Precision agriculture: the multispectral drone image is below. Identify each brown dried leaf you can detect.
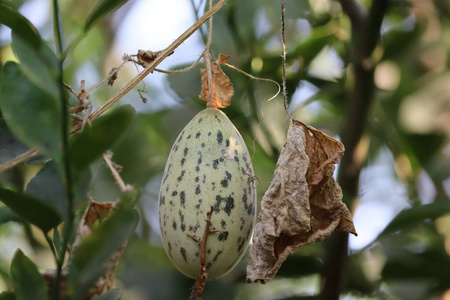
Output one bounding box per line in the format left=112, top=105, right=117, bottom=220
left=246, top=119, right=357, bottom=284
left=199, top=54, right=234, bottom=108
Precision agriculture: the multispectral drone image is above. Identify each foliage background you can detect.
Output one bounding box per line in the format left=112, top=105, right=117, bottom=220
left=0, top=0, right=450, bottom=299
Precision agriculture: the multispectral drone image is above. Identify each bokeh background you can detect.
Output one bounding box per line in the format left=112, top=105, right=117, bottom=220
left=1, top=0, right=450, bottom=299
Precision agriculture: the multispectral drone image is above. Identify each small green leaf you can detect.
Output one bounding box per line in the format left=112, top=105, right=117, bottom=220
left=0, top=62, right=62, bottom=166
left=69, top=207, right=138, bottom=300
left=84, top=0, right=129, bottom=32
left=26, top=161, right=92, bottom=219
left=10, top=250, right=48, bottom=300
left=111, top=112, right=170, bottom=186
left=0, top=3, right=41, bottom=49
left=382, top=201, right=450, bottom=235
left=0, top=119, right=29, bottom=164
left=69, top=105, right=135, bottom=172
left=0, top=292, right=17, bottom=300
left=0, top=188, right=61, bottom=232
left=12, top=31, right=60, bottom=100
left=25, top=162, right=67, bottom=219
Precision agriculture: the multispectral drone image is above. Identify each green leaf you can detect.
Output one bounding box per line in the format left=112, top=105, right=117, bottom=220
left=0, top=62, right=62, bottom=166
left=84, top=0, right=129, bottom=32
left=0, top=3, right=41, bottom=49
left=10, top=250, right=48, bottom=300
left=0, top=119, right=29, bottom=164
left=25, top=162, right=67, bottom=219
left=69, top=105, right=135, bottom=172
left=111, top=111, right=170, bottom=186
left=0, top=292, right=17, bottom=300
left=0, top=207, right=22, bottom=224
left=11, top=31, right=60, bottom=99
left=25, top=161, right=91, bottom=219
left=382, top=201, right=450, bottom=235
left=69, top=206, right=138, bottom=300
left=0, top=188, right=61, bottom=232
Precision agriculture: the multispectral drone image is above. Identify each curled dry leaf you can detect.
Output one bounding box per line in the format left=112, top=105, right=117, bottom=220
left=246, top=119, right=357, bottom=284
left=136, top=49, right=174, bottom=68
left=199, top=54, right=234, bottom=108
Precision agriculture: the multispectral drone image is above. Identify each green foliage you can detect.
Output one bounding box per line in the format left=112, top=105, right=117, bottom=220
left=84, top=0, right=130, bottom=32
left=10, top=250, right=48, bottom=300
left=0, top=188, right=61, bottom=232
left=0, top=62, right=63, bottom=167
left=69, top=105, right=135, bottom=173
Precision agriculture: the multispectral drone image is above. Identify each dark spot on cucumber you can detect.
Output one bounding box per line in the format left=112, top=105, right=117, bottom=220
left=180, top=247, right=187, bottom=262
left=213, top=159, right=219, bottom=169
left=212, top=250, right=223, bottom=262
left=221, top=179, right=228, bottom=188
left=180, top=191, right=186, bottom=207
left=216, top=131, right=223, bottom=145
left=217, top=232, right=229, bottom=241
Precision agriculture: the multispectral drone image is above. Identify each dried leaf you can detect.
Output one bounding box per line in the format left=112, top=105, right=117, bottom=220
left=107, top=67, right=118, bottom=86
left=246, top=119, right=357, bottom=284
left=199, top=54, right=234, bottom=108
left=136, top=49, right=173, bottom=68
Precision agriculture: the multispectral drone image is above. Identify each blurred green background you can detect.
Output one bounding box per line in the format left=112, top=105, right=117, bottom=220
left=1, top=0, right=450, bottom=299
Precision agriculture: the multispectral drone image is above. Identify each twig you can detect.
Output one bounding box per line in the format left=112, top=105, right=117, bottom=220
left=280, top=0, right=292, bottom=120
left=338, top=0, right=366, bottom=27
left=51, top=0, right=75, bottom=299
left=103, top=152, right=131, bottom=193
left=319, top=1, right=390, bottom=300
left=187, top=206, right=225, bottom=300
left=0, top=0, right=229, bottom=172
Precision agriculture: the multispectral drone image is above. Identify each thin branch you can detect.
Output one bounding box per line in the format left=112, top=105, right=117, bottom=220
left=187, top=206, right=225, bottom=300
left=0, top=0, right=229, bottom=172
left=51, top=1, right=75, bottom=299
left=281, top=0, right=291, bottom=119
left=338, top=0, right=366, bottom=27
left=319, top=1, right=390, bottom=299
left=103, top=152, right=131, bottom=193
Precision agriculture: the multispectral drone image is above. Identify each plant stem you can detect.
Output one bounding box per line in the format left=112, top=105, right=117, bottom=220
left=319, top=1, right=389, bottom=299
left=52, top=1, right=75, bottom=300
left=52, top=0, right=64, bottom=57
left=45, top=233, right=59, bottom=263
left=280, top=0, right=291, bottom=119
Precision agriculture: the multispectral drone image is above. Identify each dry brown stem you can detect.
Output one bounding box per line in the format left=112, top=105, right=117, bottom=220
left=187, top=206, right=225, bottom=300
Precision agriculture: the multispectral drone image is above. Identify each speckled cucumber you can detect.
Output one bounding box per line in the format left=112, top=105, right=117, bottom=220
left=159, top=108, right=257, bottom=279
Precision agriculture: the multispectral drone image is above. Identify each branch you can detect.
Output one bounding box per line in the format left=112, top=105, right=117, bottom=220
left=320, top=1, right=390, bottom=300
left=338, top=0, right=366, bottom=28
left=0, top=0, right=229, bottom=172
